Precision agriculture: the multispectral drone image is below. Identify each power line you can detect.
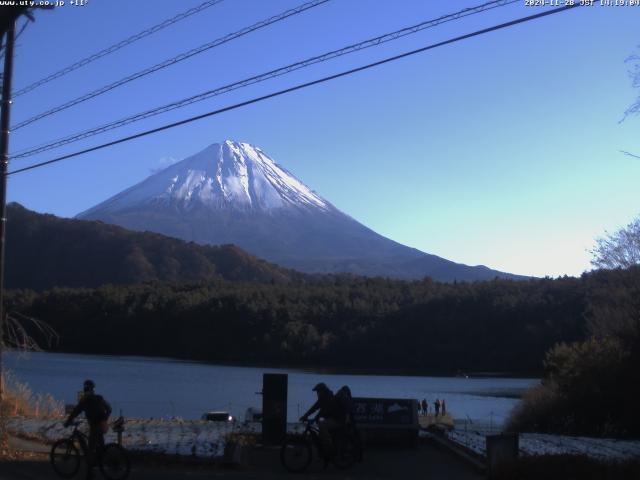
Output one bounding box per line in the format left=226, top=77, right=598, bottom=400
left=12, top=0, right=519, bottom=159
left=14, top=19, right=30, bottom=41
left=11, top=0, right=330, bottom=131
left=11, top=0, right=225, bottom=98
left=6, top=3, right=580, bottom=177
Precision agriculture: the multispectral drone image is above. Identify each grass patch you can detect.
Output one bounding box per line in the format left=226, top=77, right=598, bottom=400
left=1, top=371, right=63, bottom=418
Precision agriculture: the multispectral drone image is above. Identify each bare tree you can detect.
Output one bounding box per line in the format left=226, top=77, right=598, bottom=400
left=3, top=312, right=58, bottom=352
left=623, top=45, right=640, bottom=121
left=591, top=216, right=640, bottom=270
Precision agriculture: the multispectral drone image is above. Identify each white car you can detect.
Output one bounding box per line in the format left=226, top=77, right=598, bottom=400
left=201, top=411, right=234, bottom=422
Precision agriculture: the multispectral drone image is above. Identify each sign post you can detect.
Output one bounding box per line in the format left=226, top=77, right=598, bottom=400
left=262, top=373, right=288, bottom=444
left=486, top=433, right=519, bottom=477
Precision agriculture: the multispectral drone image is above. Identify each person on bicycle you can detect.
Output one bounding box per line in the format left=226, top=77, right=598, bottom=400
left=64, top=379, right=112, bottom=479
left=299, top=383, right=344, bottom=462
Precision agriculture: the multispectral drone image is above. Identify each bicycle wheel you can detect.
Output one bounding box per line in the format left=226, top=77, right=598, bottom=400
left=99, top=443, right=131, bottom=480
left=280, top=436, right=313, bottom=473
left=50, top=439, right=81, bottom=478
left=332, top=435, right=357, bottom=470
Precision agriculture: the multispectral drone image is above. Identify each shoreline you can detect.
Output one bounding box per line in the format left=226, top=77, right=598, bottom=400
left=3, top=349, right=542, bottom=380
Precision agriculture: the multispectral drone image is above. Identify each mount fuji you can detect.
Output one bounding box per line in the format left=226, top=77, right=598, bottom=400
left=78, top=140, right=522, bottom=281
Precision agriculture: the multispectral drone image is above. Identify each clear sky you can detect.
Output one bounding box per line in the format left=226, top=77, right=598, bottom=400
left=4, top=0, right=639, bottom=278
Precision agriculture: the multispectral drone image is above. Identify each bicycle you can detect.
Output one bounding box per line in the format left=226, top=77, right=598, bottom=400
left=50, top=421, right=130, bottom=480
left=280, top=417, right=360, bottom=473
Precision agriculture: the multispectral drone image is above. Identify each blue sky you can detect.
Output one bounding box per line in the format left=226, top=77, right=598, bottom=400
left=5, top=0, right=639, bottom=277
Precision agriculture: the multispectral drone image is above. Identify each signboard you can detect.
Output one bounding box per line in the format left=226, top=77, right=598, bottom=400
left=262, top=373, right=288, bottom=444
left=352, top=397, right=417, bottom=426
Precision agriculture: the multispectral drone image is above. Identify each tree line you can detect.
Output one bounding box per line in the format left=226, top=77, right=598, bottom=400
left=6, top=271, right=608, bottom=375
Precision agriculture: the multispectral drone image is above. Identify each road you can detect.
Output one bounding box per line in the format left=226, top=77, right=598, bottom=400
left=1, top=436, right=483, bottom=480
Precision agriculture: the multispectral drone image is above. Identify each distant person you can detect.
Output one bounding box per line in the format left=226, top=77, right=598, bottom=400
left=441, top=399, right=446, bottom=415
left=65, top=379, right=112, bottom=480
left=300, top=383, right=344, bottom=464
left=421, top=399, right=428, bottom=415
left=434, top=398, right=441, bottom=417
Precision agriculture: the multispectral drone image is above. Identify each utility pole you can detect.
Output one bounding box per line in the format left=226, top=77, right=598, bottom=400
left=0, top=13, right=16, bottom=449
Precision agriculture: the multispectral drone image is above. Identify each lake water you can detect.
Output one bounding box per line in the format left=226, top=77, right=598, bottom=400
left=4, top=351, right=537, bottom=427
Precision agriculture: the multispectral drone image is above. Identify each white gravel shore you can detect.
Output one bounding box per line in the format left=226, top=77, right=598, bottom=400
left=7, top=416, right=262, bottom=459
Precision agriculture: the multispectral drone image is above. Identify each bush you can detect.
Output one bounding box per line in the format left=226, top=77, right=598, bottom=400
left=505, top=383, right=561, bottom=434
left=507, top=335, right=638, bottom=436
left=508, top=331, right=640, bottom=437
left=1, top=371, right=63, bottom=418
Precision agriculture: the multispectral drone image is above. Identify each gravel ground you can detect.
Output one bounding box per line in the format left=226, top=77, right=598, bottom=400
left=447, top=427, right=640, bottom=461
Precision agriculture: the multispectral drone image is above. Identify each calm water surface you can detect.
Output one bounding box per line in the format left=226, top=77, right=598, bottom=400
left=4, top=351, right=537, bottom=426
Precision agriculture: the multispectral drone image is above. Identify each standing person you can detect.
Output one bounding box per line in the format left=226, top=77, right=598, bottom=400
left=421, top=399, right=427, bottom=415
left=441, top=398, right=446, bottom=416
left=64, top=379, right=112, bottom=480
left=434, top=398, right=441, bottom=417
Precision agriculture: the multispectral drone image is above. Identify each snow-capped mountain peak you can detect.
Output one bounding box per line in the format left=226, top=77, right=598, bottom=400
left=77, top=140, right=523, bottom=282
left=81, top=140, right=330, bottom=215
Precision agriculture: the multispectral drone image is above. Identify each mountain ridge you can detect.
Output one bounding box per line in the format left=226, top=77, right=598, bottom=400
left=77, top=140, right=527, bottom=282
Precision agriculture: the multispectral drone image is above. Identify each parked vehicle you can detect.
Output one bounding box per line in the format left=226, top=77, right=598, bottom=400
left=201, top=411, right=234, bottom=422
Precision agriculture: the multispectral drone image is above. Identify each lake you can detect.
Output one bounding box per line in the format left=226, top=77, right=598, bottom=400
left=3, top=351, right=537, bottom=427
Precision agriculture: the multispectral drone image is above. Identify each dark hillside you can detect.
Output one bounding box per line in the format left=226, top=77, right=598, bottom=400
left=6, top=203, right=299, bottom=290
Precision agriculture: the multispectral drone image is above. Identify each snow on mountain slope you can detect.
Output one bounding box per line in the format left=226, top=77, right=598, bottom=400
left=79, top=141, right=329, bottom=217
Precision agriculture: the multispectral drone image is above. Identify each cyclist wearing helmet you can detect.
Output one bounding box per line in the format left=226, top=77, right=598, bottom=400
left=299, top=383, right=344, bottom=462
left=65, top=380, right=112, bottom=479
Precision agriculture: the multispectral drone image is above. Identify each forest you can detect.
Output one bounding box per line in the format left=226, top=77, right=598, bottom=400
left=6, top=270, right=618, bottom=375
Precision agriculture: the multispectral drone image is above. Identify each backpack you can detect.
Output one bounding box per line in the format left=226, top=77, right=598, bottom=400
left=92, top=394, right=112, bottom=422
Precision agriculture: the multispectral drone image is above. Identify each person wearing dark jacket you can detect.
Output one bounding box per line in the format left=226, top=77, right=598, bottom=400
left=300, top=383, right=343, bottom=463
left=65, top=379, right=112, bottom=479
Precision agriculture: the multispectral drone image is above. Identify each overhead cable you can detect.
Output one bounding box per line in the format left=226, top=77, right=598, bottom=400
left=12, top=0, right=225, bottom=98
left=11, top=0, right=330, bottom=130
left=7, top=4, right=580, bottom=177
left=12, top=0, right=518, bottom=159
